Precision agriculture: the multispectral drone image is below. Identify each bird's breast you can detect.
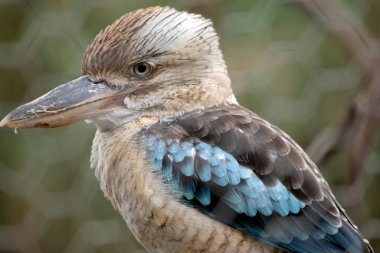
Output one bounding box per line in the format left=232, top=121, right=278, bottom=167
left=90, top=118, right=277, bottom=253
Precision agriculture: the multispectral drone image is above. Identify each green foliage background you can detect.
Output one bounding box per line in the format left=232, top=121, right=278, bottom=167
left=0, top=0, right=379, bottom=252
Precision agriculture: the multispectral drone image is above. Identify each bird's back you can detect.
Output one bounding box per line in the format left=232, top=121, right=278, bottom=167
left=140, top=104, right=373, bottom=253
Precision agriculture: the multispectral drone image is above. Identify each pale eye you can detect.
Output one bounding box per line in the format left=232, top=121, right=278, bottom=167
left=133, top=62, right=152, bottom=76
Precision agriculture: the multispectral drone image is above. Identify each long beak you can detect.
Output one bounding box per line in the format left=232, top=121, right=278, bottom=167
left=0, top=76, right=125, bottom=128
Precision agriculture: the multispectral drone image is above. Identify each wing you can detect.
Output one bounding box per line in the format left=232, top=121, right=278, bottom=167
left=143, top=104, right=372, bottom=253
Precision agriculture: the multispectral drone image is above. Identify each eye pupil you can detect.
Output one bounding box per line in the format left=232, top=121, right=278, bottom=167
left=134, top=62, right=151, bottom=76
left=137, top=64, right=147, bottom=73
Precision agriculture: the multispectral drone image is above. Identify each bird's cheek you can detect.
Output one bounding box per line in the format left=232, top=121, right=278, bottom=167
left=123, top=94, right=161, bottom=110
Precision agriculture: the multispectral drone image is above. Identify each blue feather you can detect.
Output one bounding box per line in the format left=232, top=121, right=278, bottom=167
left=237, top=180, right=258, bottom=198
left=222, top=186, right=246, bottom=213
left=226, top=154, right=240, bottom=175
left=163, top=154, right=173, bottom=181
left=288, top=193, right=305, bottom=213
left=257, top=203, right=273, bottom=216
left=245, top=175, right=267, bottom=193
left=146, top=135, right=156, bottom=149
left=245, top=197, right=258, bottom=216
left=310, top=225, right=326, bottom=240
left=195, top=142, right=213, bottom=157
left=179, top=156, right=195, bottom=176
left=309, top=200, right=342, bottom=227
left=209, top=155, right=219, bottom=166
left=211, top=164, right=227, bottom=178
left=210, top=152, right=227, bottom=177
left=304, top=207, right=339, bottom=235
left=272, top=199, right=290, bottom=216
left=227, top=170, right=241, bottom=185
left=181, top=178, right=195, bottom=200
left=279, top=216, right=309, bottom=241
left=195, top=156, right=211, bottom=181
left=212, top=175, right=229, bottom=186
left=268, top=182, right=289, bottom=201
left=155, top=139, right=166, bottom=160
left=173, top=150, right=186, bottom=163
left=147, top=149, right=156, bottom=161
left=264, top=217, right=292, bottom=243
left=195, top=186, right=211, bottom=206
left=239, top=167, right=252, bottom=179
left=153, top=159, right=162, bottom=172
left=168, top=143, right=179, bottom=154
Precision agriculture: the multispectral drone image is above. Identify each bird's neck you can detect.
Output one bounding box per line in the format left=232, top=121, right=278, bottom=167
left=90, top=92, right=239, bottom=132
left=91, top=117, right=198, bottom=252
left=90, top=116, right=159, bottom=200
left=90, top=116, right=169, bottom=250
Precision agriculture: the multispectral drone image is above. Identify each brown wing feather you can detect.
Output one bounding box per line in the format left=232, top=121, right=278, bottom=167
left=174, top=104, right=338, bottom=215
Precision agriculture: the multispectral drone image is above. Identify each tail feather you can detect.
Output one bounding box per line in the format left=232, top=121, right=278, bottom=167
left=281, top=219, right=372, bottom=253
left=239, top=215, right=372, bottom=253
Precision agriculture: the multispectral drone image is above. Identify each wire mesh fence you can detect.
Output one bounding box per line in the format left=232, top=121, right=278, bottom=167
left=0, top=0, right=379, bottom=252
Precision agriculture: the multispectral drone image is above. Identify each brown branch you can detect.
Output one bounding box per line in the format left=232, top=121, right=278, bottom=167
left=297, top=0, right=380, bottom=221
left=297, top=0, right=380, bottom=170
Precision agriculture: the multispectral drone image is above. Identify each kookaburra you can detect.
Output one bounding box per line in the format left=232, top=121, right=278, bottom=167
left=0, top=6, right=373, bottom=253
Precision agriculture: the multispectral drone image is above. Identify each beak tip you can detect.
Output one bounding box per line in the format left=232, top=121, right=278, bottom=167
left=0, top=112, right=15, bottom=128
left=0, top=115, right=10, bottom=128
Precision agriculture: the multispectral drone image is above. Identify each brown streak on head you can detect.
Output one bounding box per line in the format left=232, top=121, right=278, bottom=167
left=81, top=7, right=163, bottom=78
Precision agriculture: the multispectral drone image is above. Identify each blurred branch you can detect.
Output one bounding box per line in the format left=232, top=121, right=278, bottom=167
left=298, top=0, right=380, bottom=216
left=298, top=0, right=380, bottom=170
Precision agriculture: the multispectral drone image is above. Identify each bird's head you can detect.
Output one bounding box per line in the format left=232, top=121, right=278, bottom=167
left=0, top=7, right=235, bottom=131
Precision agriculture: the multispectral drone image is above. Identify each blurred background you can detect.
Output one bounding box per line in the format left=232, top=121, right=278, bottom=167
left=0, top=0, right=379, bottom=252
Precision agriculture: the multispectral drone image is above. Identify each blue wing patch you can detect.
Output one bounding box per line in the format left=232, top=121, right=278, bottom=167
left=146, top=135, right=305, bottom=218
left=145, top=134, right=367, bottom=253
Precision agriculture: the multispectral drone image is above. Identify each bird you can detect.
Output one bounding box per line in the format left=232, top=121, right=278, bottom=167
left=0, top=6, right=374, bottom=253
